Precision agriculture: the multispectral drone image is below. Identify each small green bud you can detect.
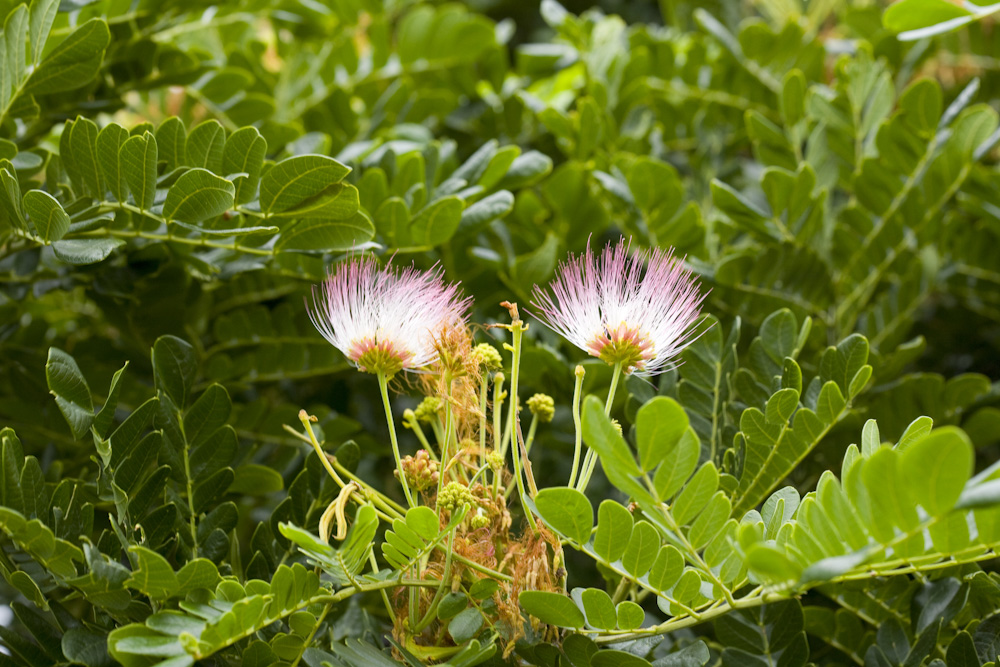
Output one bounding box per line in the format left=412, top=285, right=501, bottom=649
left=574, top=365, right=586, bottom=379
left=611, top=418, right=622, bottom=435
left=414, top=396, right=443, bottom=423
left=486, top=450, right=505, bottom=470
left=470, top=508, right=490, bottom=530
left=527, top=393, right=555, bottom=423
left=473, top=343, right=503, bottom=371
left=437, top=481, right=478, bottom=512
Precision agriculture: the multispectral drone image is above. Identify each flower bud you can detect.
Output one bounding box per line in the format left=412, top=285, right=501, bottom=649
left=437, top=481, right=478, bottom=512
left=397, top=450, right=439, bottom=491
left=470, top=508, right=491, bottom=530
left=527, top=393, right=555, bottom=422
left=472, top=343, right=503, bottom=371
left=486, top=450, right=505, bottom=470
left=414, top=396, right=443, bottom=423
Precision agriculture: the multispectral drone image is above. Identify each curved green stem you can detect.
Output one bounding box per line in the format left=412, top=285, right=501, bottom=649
left=368, top=551, right=394, bottom=619
left=414, top=528, right=456, bottom=633
left=378, top=373, right=416, bottom=508
left=331, top=458, right=407, bottom=517
left=577, top=361, right=624, bottom=492
left=491, top=373, right=506, bottom=495
left=478, top=373, right=489, bottom=469
left=406, top=414, right=436, bottom=460
left=178, top=412, right=199, bottom=558
left=299, top=412, right=348, bottom=488
left=289, top=417, right=409, bottom=519
left=506, top=321, right=538, bottom=533
left=567, top=366, right=586, bottom=488
left=525, top=415, right=539, bottom=457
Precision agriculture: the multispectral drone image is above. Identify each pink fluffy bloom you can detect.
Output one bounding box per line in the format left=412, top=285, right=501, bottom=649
left=308, top=257, right=470, bottom=376
left=530, top=240, right=707, bottom=376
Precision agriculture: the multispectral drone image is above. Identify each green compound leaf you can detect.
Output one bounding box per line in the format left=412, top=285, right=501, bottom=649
left=534, top=486, right=593, bottom=545
left=636, top=396, right=689, bottom=472
left=593, top=499, right=633, bottom=563
left=579, top=588, right=616, bottom=631
left=260, top=154, right=351, bottom=216
left=24, top=18, right=110, bottom=95
left=45, top=347, right=93, bottom=439
left=120, top=132, right=157, bottom=212
left=519, top=591, right=584, bottom=629
left=900, top=426, right=973, bottom=516
left=23, top=190, right=69, bottom=242
left=162, top=168, right=235, bottom=223
left=152, top=335, right=197, bottom=409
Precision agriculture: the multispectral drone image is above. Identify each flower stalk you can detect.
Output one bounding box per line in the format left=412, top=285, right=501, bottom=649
left=378, top=372, right=416, bottom=508
left=577, top=360, right=623, bottom=493
left=501, top=302, right=538, bottom=532
left=567, top=364, right=586, bottom=488
left=491, top=372, right=506, bottom=495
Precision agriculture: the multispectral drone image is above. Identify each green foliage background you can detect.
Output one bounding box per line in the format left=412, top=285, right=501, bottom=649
left=2, top=0, right=1000, bottom=665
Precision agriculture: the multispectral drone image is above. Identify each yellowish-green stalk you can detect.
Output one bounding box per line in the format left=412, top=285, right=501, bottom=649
left=525, top=414, right=539, bottom=457
left=505, top=319, right=538, bottom=533
left=414, top=528, right=456, bottom=633
left=478, top=373, right=489, bottom=469
left=491, top=373, right=505, bottom=495
left=377, top=373, right=416, bottom=508
left=298, top=411, right=348, bottom=488
left=437, top=371, right=454, bottom=500
left=405, top=412, right=437, bottom=460
left=567, top=365, right=586, bottom=488
left=576, top=361, right=624, bottom=493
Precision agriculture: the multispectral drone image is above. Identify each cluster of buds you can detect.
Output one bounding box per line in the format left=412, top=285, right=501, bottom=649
left=472, top=343, right=503, bottom=371
left=526, top=393, right=555, bottom=422
left=470, top=507, right=491, bottom=530
left=486, top=450, right=505, bottom=471
left=413, top=396, right=443, bottom=423
left=437, top=481, right=479, bottom=512
left=395, top=450, right=439, bottom=492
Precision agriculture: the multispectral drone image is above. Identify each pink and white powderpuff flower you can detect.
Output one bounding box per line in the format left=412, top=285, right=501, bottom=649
left=308, top=257, right=471, bottom=377
left=530, top=240, right=707, bottom=376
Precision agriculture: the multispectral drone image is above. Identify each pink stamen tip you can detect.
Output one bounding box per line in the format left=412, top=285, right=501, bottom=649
left=307, top=255, right=471, bottom=375
left=530, top=238, right=707, bottom=377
